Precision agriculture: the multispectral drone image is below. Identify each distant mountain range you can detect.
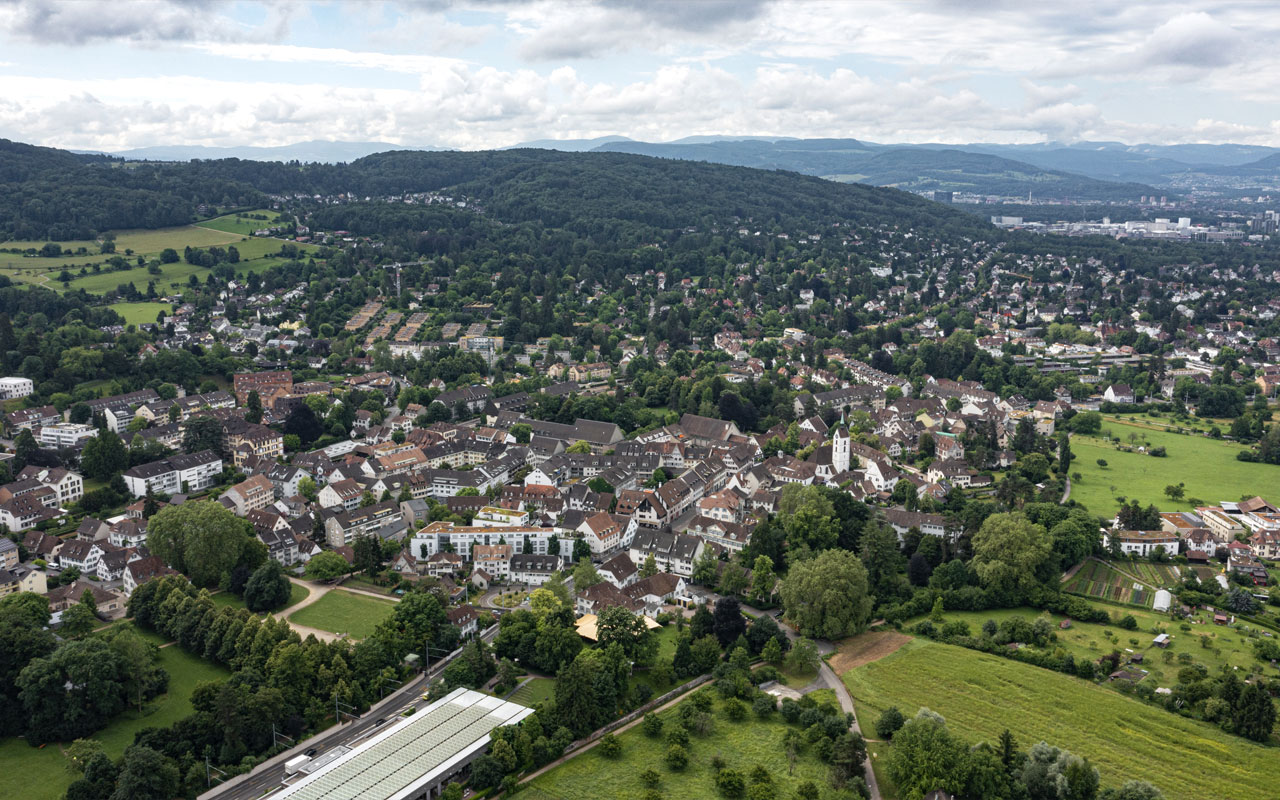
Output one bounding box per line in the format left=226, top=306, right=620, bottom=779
left=72, top=140, right=448, bottom=163
left=71, top=135, right=1280, bottom=200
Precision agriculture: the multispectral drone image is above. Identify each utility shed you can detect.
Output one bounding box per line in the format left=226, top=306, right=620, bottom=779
left=275, top=688, right=532, bottom=800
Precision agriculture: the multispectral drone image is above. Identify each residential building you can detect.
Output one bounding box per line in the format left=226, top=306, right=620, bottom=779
left=122, top=450, right=222, bottom=497
left=222, top=474, right=275, bottom=516
left=324, top=500, right=405, bottom=547
left=473, top=543, right=513, bottom=579
left=0, top=377, right=34, bottom=399
left=1103, top=529, right=1181, bottom=557
left=37, top=422, right=98, bottom=449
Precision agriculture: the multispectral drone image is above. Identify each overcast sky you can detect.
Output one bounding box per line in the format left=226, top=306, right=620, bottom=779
left=1, top=0, right=1277, bottom=151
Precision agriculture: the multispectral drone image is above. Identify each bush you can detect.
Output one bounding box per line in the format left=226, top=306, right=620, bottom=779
left=598, top=733, right=621, bottom=758
left=1118, top=615, right=1138, bottom=630
left=1149, top=446, right=1167, bottom=457
left=753, top=694, right=776, bottom=717
left=716, top=768, right=746, bottom=797
left=724, top=698, right=748, bottom=721
left=642, top=712, right=664, bottom=737
left=640, top=768, right=661, bottom=788
left=664, top=744, right=688, bottom=771
left=875, top=706, right=905, bottom=740
left=666, top=727, right=690, bottom=748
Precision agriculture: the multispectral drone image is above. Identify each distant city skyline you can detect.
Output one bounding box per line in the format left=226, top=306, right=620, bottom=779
left=2, top=1, right=1278, bottom=151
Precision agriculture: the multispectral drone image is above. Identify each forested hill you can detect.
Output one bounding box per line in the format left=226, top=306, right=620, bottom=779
left=0, top=138, right=265, bottom=240
left=594, top=138, right=1161, bottom=201
left=0, top=142, right=995, bottom=243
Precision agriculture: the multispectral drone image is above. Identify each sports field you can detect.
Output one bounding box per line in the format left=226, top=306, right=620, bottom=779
left=288, top=590, right=395, bottom=639
left=842, top=637, right=1276, bottom=800
left=1069, top=418, right=1280, bottom=514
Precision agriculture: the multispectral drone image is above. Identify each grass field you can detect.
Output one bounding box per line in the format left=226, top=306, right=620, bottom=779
left=0, top=223, right=317, bottom=295
left=0, top=624, right=229, bottom=800
left=1069, top=418, right=1280, bottom=515
left=1062, top=559, right=1159, bottom=607
left=108, top=301, right=172, bottom=325
left=195, top=210, right=281, bottom=236
left=509, top=677, right=556, bottom=708
left=842, top=637, right=1276, bottom=800
left=210, top=582, right=310, bottom=613
left=523, top=692, right=834, bottom=800
left=288, top=589, right=395, bottom=639
left=907, top=605, right=1277, bottom=685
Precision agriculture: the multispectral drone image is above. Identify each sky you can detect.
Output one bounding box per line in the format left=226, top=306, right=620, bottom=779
left=1, top=0, right=1278, bottom=152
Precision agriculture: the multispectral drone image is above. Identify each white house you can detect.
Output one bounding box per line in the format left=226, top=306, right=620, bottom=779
left=1103, top=529, right=1181, bottom=557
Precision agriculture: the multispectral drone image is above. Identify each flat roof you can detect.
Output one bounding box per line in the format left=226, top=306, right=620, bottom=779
left=275, top=688, right=531, bottom=800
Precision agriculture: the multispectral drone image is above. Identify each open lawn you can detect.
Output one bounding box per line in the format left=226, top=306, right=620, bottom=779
left=288, top=589, right=395, bottom=639
left=108, top=301, right=172, bottom=325
left=1068, top=418, right=1280, bottom=515
left=842, top=637, right=1277, bottom=800
left=509, top=677, right=556, bottom=708
left=195, top=210, right=281, bottom=235
left=1062, top=559, right=1159, bottom=607
left=523, top=692, right=835, bottom=800
left=906, top=605, right=1279, bottom=685
left=210, top=582, right=310, bottom=613
left=0, top=624, right=229, bottom=800
left=0, top=223, right=318, bottom=295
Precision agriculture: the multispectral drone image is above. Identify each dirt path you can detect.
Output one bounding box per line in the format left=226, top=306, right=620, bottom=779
left=819, top=660, right=882, bottom=800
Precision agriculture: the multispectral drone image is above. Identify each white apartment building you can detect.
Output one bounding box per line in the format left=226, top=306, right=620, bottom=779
left=0, top=377, right=34, bottom=400
left=38, top=423, right=98, bottom=449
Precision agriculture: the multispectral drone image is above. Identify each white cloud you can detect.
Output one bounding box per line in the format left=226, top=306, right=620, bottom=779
left=1, top=0, right=1279, bottom=148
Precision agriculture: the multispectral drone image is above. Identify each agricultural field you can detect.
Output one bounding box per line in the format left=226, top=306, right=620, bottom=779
left=523, top=691, right=836, bottom=800
left=287, top=589, right=395, bottom=639
left=107, top=301, right=172, bottom=325
left=195, top=210, right=282, bottom=235
left=842, top=637, right=1276, bottom=800
left=0, top=624, right=229, bottom=800
left=1062, top=559, right=1158, bottom=607
left=1068, top=418, right=1280, bottom=515
left=1126, top=561, right=1183, bottom=587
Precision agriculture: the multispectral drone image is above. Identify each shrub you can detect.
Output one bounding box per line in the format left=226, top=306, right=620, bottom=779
left=724, top=698, right=748, bottom=721
left=642, top=713, right=664, bottom=737
left=664, top=745, right=688, bottom=771
left=640, top=768, right=661, bottom=788
left=666, top=727, right=690, bottom=747
left=598, top=734, right=621, bottom=758
left=1118, top=615, right=1138, bottom=630
left=753, top=694, right=776, bottom=717
left=711, top=754, right=727, bottom=772
left=716, top=768, right=746, bottom=797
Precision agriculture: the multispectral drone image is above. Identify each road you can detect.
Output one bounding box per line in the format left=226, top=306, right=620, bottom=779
left=200, top=624, right=499, bottom=800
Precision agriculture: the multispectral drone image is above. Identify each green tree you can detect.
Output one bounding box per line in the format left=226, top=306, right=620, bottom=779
left=18, top=638, right=127, bottom=745
left=750, top=555, right=776, bottom=601
left=885, top=710, right=968, bottom=800
left=298, top=476, right=318, bottom=502
left=245, top=390, right=263, bottom=424
left=64, top=738, right=106, bottom=776
left=971, top=512, right=1052, bottom=598
left=306, top=551, right=350, bottom=581
left=640, top=553, right=659, bottom=578
left=244, top=560, right=291, bottom=612
left=147, top=501, right=250, bottom=587
left=60, top=603, right=98, bottom=639
left=779, top=549, right=873, bottom=639
left=182, top=415, right=224, bottom=457
left=109, top=745, right=179, bottom=800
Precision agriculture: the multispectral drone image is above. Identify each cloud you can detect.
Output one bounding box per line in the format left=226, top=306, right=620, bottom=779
left=0, top=0, right=287, bottom=44
left=1134, top=12, right=1245, bottom=70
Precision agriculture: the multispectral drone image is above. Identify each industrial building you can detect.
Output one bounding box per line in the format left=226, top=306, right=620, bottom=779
left=273, top=688, right=532, bottom=800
